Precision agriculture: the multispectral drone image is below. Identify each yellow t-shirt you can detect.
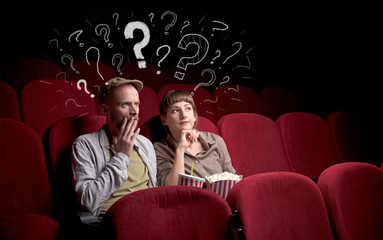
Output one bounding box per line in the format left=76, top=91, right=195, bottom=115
left=99, top=147, right=149, bottom=219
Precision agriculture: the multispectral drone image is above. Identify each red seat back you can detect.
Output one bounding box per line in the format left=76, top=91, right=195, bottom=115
left=21, top=79, right=98, bottom=139
left=276, top=112, right=340, bottom=179
left=226, top=172, right=334, bottom=240
left=317, top=162, right=383, bottom=240
left=217, top=113, right=290, bottom=177
left=0, top=80, right=21, bottom=121
left=102, top=186, right=235, bottom=240
left=212, top=85, right=263, bottom=119
left=0, top=119, right=53, bottom=217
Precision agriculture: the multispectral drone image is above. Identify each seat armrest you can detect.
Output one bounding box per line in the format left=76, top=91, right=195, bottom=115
left=73, top=211, right=101, bottom=227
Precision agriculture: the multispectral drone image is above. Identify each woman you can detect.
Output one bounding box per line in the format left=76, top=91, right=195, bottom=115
left=154, top=90, right=236, bottom=186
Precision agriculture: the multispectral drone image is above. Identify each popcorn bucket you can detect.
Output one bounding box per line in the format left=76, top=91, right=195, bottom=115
left=206, top=179, right=241, bottom=199
left=178, top=173, right=205, bottom=188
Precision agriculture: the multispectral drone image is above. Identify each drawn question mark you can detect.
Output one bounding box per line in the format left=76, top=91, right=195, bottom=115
left=95, top=24, right=113, bottom=48
left=180, top=20, right=190, bottom=33
left=148, top=13, right=154, bottom=26
left=124, top=21, right=150, bottom=69
left=156, top=45, right=171, bottom=75
left=211, top=50, right=221, bottom=64
left=194, top=69, right=216, bottom=92
left=112, top=53, right=123, bottom=75
left=61, top=54, right=79, bottom=74
left=223, top=42, right=242, bottom=65
left=49, top=39, right=62, bottom=51
left=85, top=46, right=104, bottom=80
left=68, top=30, right=84, bottom=47
left=174, top=33, right=210, bottom=81
left=112, top=13, right=120, bottom=30
left=161, top=10, right=177, bottom=35
left=211, top=20, right=229, bottom=36
left=219, top=76, right=230, bottom=85
left=77, top=79, right=95, bottom=98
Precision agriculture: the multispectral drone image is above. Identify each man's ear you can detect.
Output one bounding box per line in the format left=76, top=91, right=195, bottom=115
left=160, top=115, right=168, bottom=126
left=101, top=104, right=109, bottom=116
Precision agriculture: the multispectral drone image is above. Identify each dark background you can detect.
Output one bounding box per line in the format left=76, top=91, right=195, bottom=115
left=1, top=1, right=382, bottom=152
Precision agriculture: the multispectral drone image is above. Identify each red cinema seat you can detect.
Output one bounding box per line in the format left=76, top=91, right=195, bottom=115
left=102, top=186, right=235, bottom=240
left=226, top=172, right=334, bottom=240
left=217, top=113, right=290, bottom=178
left=158, top=83, right=218, bottom=123
left=276, top=112, right=341, bottom=180
left=0, top=80, right=21, bottom=121
left=326, top=111, right=382, bottom=167
left=212, top=84, right=263, bottom=119
left=259, top=86, right=302, bottom=121
left=45, top=115, right=106, bottom=238
left=121, top=63, right=168, bottom=93
left=21, top=79, right=98, bottom=139
left=6, top=57, right=64, bottom=94
left=317, top=162, right=383, bottom=240
left=0, top=119, right=60, bottom=240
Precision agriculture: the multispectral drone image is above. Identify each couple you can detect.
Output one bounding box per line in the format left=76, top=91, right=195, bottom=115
left=71, top=77, right=236, bottom=220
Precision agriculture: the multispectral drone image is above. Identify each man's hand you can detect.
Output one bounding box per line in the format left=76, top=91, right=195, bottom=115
left=112, top=117, right=140, bottom=157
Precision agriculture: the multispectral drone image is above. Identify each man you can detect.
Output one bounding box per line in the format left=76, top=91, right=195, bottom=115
left=71, top=77, right=157, bottom=219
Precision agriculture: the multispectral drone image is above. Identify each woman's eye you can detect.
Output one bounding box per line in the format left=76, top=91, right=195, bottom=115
left=171, top=109, right=179, bottom=113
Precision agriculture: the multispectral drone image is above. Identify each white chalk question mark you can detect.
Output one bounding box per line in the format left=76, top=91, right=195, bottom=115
left=161, top=10, right=177, bottom=35
left=61, top=54, right=79, bottom=74
left=68, top=30, right=84, bottom=47
left=124, top=21, right=150, bottom=69
left=180, top=20, right=190, bottom=33
left=148, top=13, right=154, bottom=26
left=112, top=13, right=120, bottom=30
left=85, top=46, right=104, bottom=80
left=49, top=39, right=62, bottom=51
left=211, top=20, right=229, bottom=36
left=174, top=33, right=210, bottom=81
left=112, top=53, right=123, bottom=75
left=77, top=79, right=95, bottom=98
left=194, top=69, right=216, bottom=91
left=156, top=45, right=171, bottom=75
left=223, top=42, right=242, bottom=65
left=95, top=24, right=113, bottom=48
left=211, top=50, right=221, bottom=64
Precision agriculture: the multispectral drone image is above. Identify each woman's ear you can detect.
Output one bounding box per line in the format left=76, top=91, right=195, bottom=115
left=101, top=104, right=109, bottom=116
left=160, top=115, right=168, bottom=126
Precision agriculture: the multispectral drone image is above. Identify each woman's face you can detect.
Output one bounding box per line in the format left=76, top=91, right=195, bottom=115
left=162, top=101, right=197, bottom=134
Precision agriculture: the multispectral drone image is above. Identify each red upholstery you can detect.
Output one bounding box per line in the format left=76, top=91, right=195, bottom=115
left=137, top=85, right=160, bottom=127
left=259, top=86, right=302, bottom=121
left=326, top=111, right=381, bottom=166
left=217, top=113, right=290, bottom=177
left=0, top=214, right=60, bottom=240
left=317, top=162, right=383, bottom=240
left=21, top=79, right=98, bottom=139
left=0, top=119, right=60, bottom=239
left=5, top=57, right=64, bottom=94
left=46, top=115, right=106, bottom=220
left=276, top=112, right=340, bottom=180
left=65, top=60, right=118, bottom=95
left=0, top=80, right=21, bottom=121
left=121, top=63, right=168, bottom=93
left=226, top=172, right=334, bottom=240
left=102, top=186, right=235, bottom=240
left=212, top=84, right=263, bottom=119
left=158, top=83, right=218, bottom=123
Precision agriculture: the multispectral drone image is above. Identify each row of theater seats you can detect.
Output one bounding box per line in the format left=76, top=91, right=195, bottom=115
left=0, top=78, right=302, bottom=138
left=1, top=118, right=382, bottom=239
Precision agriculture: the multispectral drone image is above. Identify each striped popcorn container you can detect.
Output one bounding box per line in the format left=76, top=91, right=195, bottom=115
left=206, top=179, right=240, bottom=199
left=178, top=173, right=205, bottom=188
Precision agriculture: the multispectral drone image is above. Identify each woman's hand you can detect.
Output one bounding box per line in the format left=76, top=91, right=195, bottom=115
left=178, top=129, right=200, bottom=150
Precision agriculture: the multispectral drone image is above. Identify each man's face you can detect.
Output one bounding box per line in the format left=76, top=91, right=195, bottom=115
left=102, top=84, right=140, bottom=136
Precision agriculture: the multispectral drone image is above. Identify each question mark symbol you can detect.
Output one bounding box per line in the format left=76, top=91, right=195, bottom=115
left=77, top=79, right=95, bottom=98
left=95, top=24, right=113, bottom=48
left=193, top=69, right=216, bottom=92
left=124, top=21, right=150, bottom=69
left=68, top=30, right=84, bottom=47
left=222, top=42, right=242, bottom=65
left=211, top=20, right=229, bottom=36
left=161, top=10, right=177, bottom=35
left=219, top=76, right=230, bottom=85
left=149, top=12, right=154, bottom=26
left=156, top=45, right=171, bottom=75
left=112, top=13, right=120, bottom=30
left=112, top=53, right=123, bottom=75
left=180, top=20, right=190, bottom=33
left=61, top=54, right=79, bottom=74
left=211, top=50, right=221, bottom=64
left=49, top=39, right=62, bottom=51
left=174, top=33, right=210, bottom=81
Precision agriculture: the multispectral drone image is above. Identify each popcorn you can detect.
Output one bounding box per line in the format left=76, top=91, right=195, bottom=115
left=205, top=172, right=242, bottom=199
left=205, top=172, right=242, bottom=183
